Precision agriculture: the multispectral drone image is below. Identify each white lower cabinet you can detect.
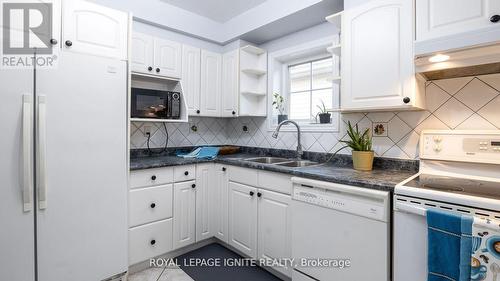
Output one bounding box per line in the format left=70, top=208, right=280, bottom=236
left=128, top=164, right=292, bottom=278
left=257, top=189, right=292, bottom=276
left=129, top=218, right=173, bottom=265
left=214, top=165, right=229, bottom=243
left=228, top=182, right=258, bottom=259
left=196, top=164, right=215, bottom=241
left=129, top=184, right=173, bottom=227
left=173, top=180, right=196, bottom=250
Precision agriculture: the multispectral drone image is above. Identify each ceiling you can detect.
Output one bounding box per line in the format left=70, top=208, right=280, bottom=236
left=160, top=0, right=268, bottom=23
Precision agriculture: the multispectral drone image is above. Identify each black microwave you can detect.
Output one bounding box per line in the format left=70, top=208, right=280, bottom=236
left=131, top=88, right=181, bottom=119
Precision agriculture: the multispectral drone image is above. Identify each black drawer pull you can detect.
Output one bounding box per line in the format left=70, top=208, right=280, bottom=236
left=150, top=203, right=156, bottom=209
left=222, top=167, right=226, bottom=171
left=151, top=175, right=157, bottom=181
left=490, top=15, right=500, bottom=23
left=249, top=191, right=254, bottom=196
left=184, top=171, right=189, bottom=176
left=192, top=184, right=196, bottom=188
left=150, top=239, right=156, bottom=245
left=257, top=192, right=262, bottom=198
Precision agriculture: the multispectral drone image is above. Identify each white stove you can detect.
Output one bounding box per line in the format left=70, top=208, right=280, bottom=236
left=393, top=130, right=500, bottom=281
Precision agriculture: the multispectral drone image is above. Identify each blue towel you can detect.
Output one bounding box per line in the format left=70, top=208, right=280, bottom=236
left=176, top=147, right=219, bottom=160
left=427, top=209, right=473, bottom=281
left=197, top=146, right=219, bottom=159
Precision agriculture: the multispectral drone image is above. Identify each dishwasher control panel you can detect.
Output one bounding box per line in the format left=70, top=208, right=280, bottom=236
left=292, top=184, right=389, bottom=222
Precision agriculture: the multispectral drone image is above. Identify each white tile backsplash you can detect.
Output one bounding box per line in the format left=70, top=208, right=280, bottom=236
left=131, top=73, right=500, bottom=159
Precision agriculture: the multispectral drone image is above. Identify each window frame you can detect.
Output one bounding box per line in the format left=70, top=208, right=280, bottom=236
left=287, top=56, right=335, bottom=124
left=267, top=36, right=340, bottom=133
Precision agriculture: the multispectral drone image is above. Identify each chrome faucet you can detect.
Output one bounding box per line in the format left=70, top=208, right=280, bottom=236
left=272, top=120, right=303, bottom=159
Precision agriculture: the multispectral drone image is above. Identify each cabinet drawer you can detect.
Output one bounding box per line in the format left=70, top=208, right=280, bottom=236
left=129, top=219, right=173, bottom=265
left=174, top=165, right=196, bottom=182
left=228, top=166, right=258, bottom=186
left=130, top=167, right=173, bottom=189
left=129, top=185, right=173, bottom=227
left=258, top=171, right=292, bottom=195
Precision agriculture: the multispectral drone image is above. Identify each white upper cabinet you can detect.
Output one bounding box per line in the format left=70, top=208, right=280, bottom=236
left=416, top=0, right=500, bottom=43
left=131, top=32, right=182, bottom=78
left=181, top=45, right=201, bottom=116
left=63, top=0, right=128, bottom=60
left=222, top=50, right=239, bottom=117
left=342, top=0, right=424, bottom=111
left=131, top=32, right=154, bottom=74
left=200, top=50, right=222, bottom=117
left=154, top=38, right=182, bottom=78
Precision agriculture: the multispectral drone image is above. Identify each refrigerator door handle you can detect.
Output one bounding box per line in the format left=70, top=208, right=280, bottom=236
left=37, top=95, right=48, bottom=210
left=22, top=94, right=33, bottom=212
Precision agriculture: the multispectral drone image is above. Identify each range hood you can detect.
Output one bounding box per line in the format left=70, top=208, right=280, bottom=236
left=415, top=44, right=500, bottom=81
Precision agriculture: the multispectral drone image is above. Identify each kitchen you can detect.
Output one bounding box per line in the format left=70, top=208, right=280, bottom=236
left=1, top=0, right=500, bottom=281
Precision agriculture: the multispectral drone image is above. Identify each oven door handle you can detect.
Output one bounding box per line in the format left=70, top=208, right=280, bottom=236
left=395, top=202, right=427, bottom=217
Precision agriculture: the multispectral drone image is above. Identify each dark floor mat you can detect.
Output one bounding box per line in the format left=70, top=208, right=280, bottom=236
left=175, top=243, right=282, bottom=281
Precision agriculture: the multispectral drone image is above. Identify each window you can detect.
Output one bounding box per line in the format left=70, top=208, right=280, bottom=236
left=288, top=57, right=334, bottom=124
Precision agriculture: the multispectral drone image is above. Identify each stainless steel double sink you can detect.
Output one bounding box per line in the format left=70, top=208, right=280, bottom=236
left=243, top=157, right=320, bottom=168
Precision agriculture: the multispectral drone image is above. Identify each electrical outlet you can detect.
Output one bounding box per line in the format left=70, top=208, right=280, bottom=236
left=143, top=125, right=152, bottom=137
left=242, top=123, right=250, bottom=133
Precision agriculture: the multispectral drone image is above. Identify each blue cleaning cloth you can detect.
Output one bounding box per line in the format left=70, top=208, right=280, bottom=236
left=427, top=209, right=473, bottom=281
left=197, top=146, right=219, bottom=159
left=176, top=147, right=219, bottom=160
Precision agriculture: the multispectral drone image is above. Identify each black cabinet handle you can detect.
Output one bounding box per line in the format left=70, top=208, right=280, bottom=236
left=156, top=68, right=160, bottom=73
left=150, top=203, right=156, bottom=209
left=151, top=175, right=157, bottom=181
left=148, top=66, right=153, bottom=71
left=491, top=15, right=500, bottom=23
left=192, top=184, right=196, bottom=188
left=249, top=191, right=254, bottom=196
left=222, top=167, right=226, bottom=171
left=50, top=39, right=58, bottom=45
left=65, top=40, right=72, bottom=47
left=196, top=110, right=200, bottom=114
left=150, top=239, right=156, bottom=245
left=403, top=97, right=411, bottom=104
left=257, top=192, right=262, bottom=198
left=184, top=171, right=189, bottom=176
left=232, top=111, right=236, bottom=115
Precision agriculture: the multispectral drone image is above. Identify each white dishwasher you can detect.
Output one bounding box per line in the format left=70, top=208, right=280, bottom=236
left=291, top=177, right=390, bottom=281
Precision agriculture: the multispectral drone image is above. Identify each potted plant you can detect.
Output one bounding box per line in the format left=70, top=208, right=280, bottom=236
left=316, top=100, right=331, bottom=124
left=341, top=121, right=374, bottom=171
left=272, top=92, right=287, bottom=123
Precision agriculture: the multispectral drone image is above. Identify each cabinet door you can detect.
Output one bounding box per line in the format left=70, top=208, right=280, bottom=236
left=154, top=38, right=182, bottom=78
left=417, top=0, right=500, bottom=41
left=214, top=165, right=229, bottom=243
left=63, top=0, right=128, bottom=60
left=342, top=0, right=414, bottom=110
left=200, top=50, right=222, bottom=117
left=173, top=181, right=196, bottom=250
left=182, top=45, right=201, bottom=115
left=195, top=164, right=215, bottom=242
left=131, top=32, right=154, bottom=74
left=221, top=50, right=239, bottom=117
left=228, top=182, right=257, bottom=258
left=257, top=189, right=292, bottom=277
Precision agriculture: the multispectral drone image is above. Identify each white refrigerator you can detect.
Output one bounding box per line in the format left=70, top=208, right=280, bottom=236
left=0, top=50, right=129, bottom=280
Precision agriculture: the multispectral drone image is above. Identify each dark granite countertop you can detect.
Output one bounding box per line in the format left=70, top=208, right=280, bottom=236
left=130, top=147, right=418, bottom=192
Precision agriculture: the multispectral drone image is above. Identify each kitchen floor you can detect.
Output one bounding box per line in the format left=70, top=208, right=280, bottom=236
left=128, top=267, right=193, bottom=281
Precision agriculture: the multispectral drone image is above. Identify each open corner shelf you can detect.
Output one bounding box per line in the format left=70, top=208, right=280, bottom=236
left=241, top=68, right=267, bottom=76
left=327, top=44, right=341, bottom=56
left=241, top=91, right=267, bottom=97
left=325, top=11, right=342, bottom=30
left=241, top=45, right=266, bottom=55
